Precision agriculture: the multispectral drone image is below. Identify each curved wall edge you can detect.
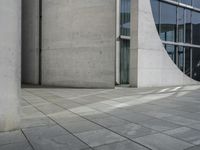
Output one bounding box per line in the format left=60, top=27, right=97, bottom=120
left=130, top=0, right=199, bottom=87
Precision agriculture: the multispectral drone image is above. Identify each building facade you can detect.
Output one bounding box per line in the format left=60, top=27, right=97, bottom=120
left=1, top=0, right=200, bottom=131
left=21, top=0, right=199, bottom=88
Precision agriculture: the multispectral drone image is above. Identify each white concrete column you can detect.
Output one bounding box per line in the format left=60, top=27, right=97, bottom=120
left=0, top=0, right=21, bottom=131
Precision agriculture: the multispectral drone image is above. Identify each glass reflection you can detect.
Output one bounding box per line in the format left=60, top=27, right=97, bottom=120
left=192, top=48, right=200, bottom=81
left=160, top=2, right=176, bottom=42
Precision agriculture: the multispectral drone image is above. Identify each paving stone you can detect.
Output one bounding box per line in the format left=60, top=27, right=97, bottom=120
left=75, top=129, right=126, bottom=147
left=48, top=110, right=85, bottom=123
left=20, top=106, right=45, bottom=119
left=185, top=145, right=200, bottom=150
left=164, top=127, right=200, bottom=145
left=23, top=125, right=89, bottom=150
left=0, top=142, right=32, bottom=150
left=116, top=112, right=155, bottom=123
left=35, top=103, right=65, bottom=115
left=140, top=111, right=173, bottom=118
left=138, top=118, right=180, bottom=131
left=59, top=120, right=103, bottom=134
left=0, top=130, right=27, bottom=146
left=135, top=133, right=192, bottom=150
left=91, top=116, right=130, bottom=128
left=162, top=115, right=200, bottom=126
left=20, top=117, right=55, bottom=129
left=187, top=123, right=200, bottom=131
left=94, top=140, right=148, bottom=150
left=109, top=123, right=157, bottom=139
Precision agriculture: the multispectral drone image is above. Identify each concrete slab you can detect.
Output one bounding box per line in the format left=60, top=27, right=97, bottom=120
left=94, top=140, right=148, bottom=150
left=75, top=129, right=126, bottom=147
left=164, top=127, right=200, bottom=145
left=135, top=133, right=192, bottom=150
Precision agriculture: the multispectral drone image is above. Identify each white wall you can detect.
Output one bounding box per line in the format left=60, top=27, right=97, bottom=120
left=0, top=0, right=21, bottom=131
left=41, top=0, right=116, bottom=88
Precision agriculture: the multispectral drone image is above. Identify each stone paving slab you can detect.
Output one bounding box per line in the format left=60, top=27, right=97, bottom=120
left=135, top=133, right=193, bottom=150
left=75, top=129, right=126, bottom=147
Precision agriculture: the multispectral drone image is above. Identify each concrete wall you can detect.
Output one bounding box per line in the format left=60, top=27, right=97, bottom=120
left=130, top=0, right=198, bottom=87
left=22, top=0, right=40, bottom=84
left=0, top=0, right=21, bottom=131
left=41, top=0, right=116, bottom=88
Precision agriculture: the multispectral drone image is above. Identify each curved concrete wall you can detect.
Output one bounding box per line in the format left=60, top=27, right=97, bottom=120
left=41, top=0, right=116, bottom=88
left=0, top=0, right=21, bottom=131
left=130, top=0, right=198, bottom=87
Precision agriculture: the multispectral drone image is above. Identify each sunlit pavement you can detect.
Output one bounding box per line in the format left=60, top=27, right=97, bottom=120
left=1, top=85, right=200, bottom=150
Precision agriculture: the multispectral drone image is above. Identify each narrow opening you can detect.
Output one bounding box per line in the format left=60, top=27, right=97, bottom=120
left=21, top=0, right=41, bottom=86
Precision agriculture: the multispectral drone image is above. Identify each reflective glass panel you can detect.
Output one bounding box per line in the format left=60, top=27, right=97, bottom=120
left=185, top=10, right=192, bottom=43
left=160, top=2, right=176, bottom=42
left=192, top=48, right=200, bottom=81
left=192, top=11, right=200, bottom=45
left=120, top=0, right=131, bottom=36
left=180, top=0, right=192, bottom=5
left=178, top=7, right=184, bottom=43
left=165, top=45, right=176, bottom=62
left=185, top=47, right=191, bottom=77
left=151, top=0, right=160, bottom=32
left=178, top=46, right=184, bottom=71
left=193, top=0, right=200, bottom=8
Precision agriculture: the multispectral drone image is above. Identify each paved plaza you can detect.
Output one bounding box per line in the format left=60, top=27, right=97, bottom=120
left=1, top=85, right=200, bottom=150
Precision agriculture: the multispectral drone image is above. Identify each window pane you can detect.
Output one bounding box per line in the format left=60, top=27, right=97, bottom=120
left=120, top=0, right=131, bottom=36
left=177, top=7, right=184, bottom=43
left=180, top=0, right=192, bottom=5
left=151, top=0, right=160, bottom=32
left=160, top=3, right=176, bottom=42
left=178, top=46, right=184, bottom=71
left=166, top=45, right=176, bottom=62
left=185, top=10, right=192, bottom=43
left=185, top=47, right=191, bottom=77
left=192, top=12, right=200, bottom=45
left=192, top=48, right=200, bottom=81
left=193, top=0, right=200, bottom=8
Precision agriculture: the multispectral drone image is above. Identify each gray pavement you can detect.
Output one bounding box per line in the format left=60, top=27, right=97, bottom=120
left=1, top=85, right=200, bottom=150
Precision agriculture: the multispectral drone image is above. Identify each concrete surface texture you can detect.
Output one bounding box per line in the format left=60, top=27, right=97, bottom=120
left=22, top=0, right=40, bottom=84
left=0, top=0, right=21, bottom=131
left=41, top=0, right=116, bottom=88
left=2, top=85, right=200, bottom=149
left=130, top=0, right=198, bottom=87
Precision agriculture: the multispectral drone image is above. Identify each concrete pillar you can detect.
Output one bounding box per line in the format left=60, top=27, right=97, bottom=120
left=0, top=0, right=21, bottom=131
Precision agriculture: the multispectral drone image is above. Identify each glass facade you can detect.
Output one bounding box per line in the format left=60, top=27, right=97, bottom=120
left=151, top=0, right=200, bottom=81
left=119, top=0, right=200, bottom=82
